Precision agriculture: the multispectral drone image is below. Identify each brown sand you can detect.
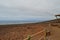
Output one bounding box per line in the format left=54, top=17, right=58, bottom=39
left=0, top=23, right=44, bottom=40
left=0, top=19, right=60, bottom=40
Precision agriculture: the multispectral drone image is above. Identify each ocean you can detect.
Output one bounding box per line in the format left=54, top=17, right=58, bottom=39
left=0, top=20, right=41, bottom=25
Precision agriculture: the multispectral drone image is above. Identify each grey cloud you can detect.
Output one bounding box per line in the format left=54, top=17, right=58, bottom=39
left=0, top=0, right=60, bottom=20
left=0, top=6, right=52, bottom=17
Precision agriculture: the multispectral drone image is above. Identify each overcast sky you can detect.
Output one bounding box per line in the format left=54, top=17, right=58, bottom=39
left=0, top=0, right=60, bottom=20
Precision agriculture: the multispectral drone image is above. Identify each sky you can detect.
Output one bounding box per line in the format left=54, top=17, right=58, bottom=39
left=0, top=0, right=60, bottom=21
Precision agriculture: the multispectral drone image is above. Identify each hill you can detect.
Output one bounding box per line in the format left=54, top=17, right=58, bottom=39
left=0, top=19, right=60, bottom=40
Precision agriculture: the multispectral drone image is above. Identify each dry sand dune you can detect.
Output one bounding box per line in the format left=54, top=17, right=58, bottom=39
left=0, top=19, right=60, bottom=40
left=0, top=23, right=44, bottom=40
